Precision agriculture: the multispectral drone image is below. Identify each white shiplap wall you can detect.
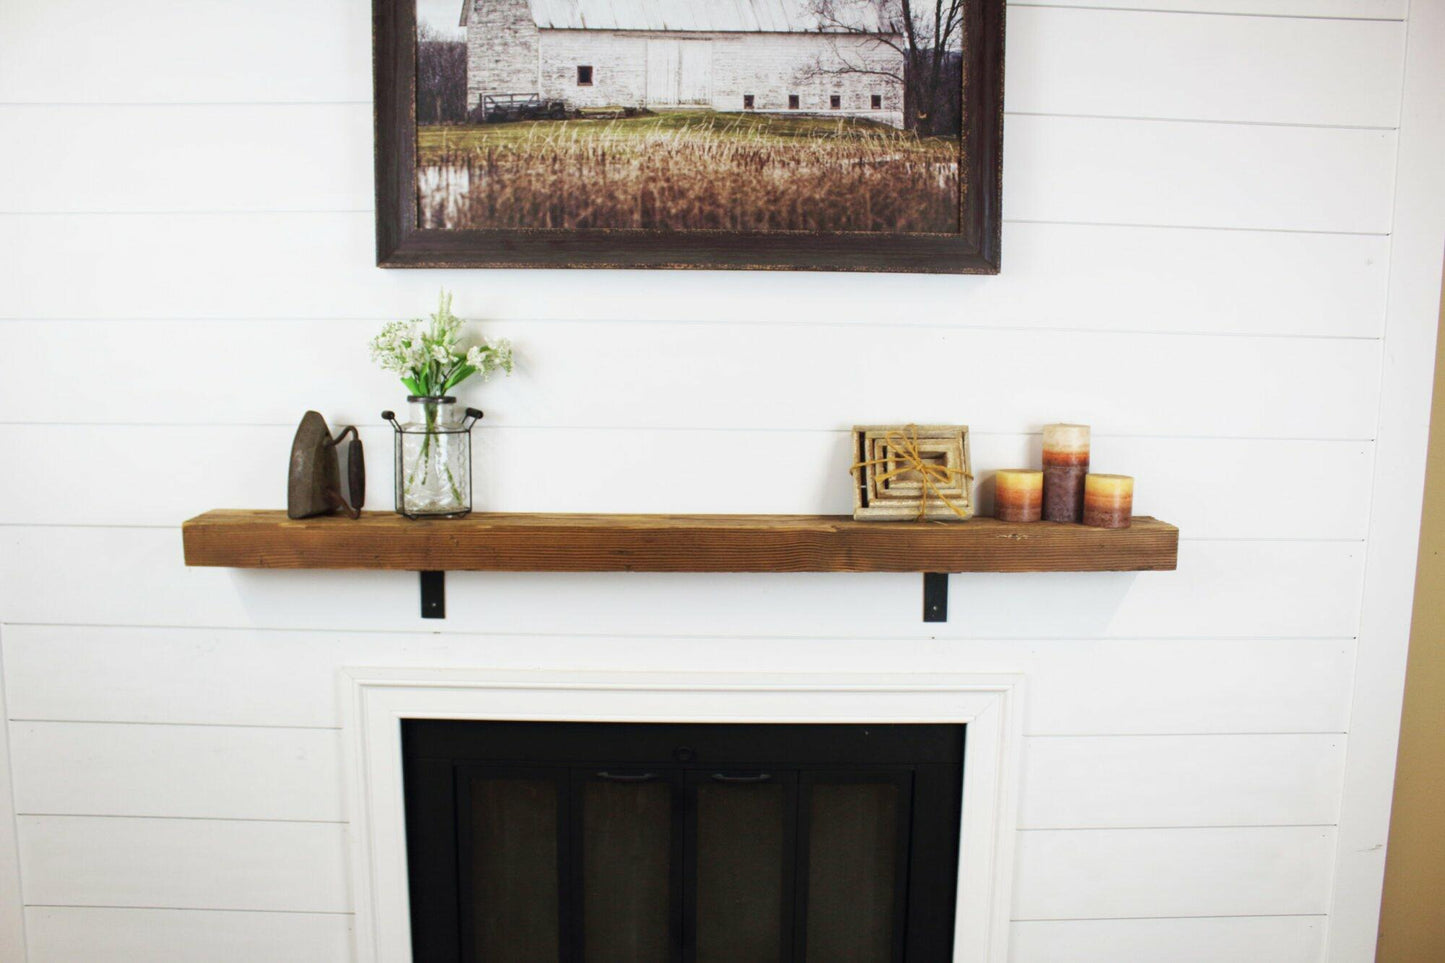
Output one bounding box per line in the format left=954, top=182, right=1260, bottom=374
left=1, top=1, right=1442, bottom=961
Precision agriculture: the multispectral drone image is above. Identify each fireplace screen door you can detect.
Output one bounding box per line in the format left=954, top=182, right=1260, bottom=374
left=403, top=721, right=964, bottom=962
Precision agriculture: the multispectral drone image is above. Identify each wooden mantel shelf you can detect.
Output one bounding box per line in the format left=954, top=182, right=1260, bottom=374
left=182, top=510, right=1178, bottom=574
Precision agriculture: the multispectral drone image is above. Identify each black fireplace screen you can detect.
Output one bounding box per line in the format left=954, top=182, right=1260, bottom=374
left=403, top=721, right=964, bottom=962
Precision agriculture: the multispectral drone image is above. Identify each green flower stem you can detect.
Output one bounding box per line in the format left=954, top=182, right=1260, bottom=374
left=404, top=403, right=464, bottom=510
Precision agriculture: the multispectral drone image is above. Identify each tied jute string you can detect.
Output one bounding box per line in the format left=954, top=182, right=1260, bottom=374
left=851, top=425, right=973, bottom=520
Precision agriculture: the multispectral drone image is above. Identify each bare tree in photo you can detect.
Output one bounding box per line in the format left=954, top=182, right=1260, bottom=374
left=803, top=0, right=964, bottom=136
left=416, top=21, right=468, bottom=125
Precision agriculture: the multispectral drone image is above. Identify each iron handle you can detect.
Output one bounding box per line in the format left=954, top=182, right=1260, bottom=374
left=710, top=772, right=772, bottom=783
left=596, top=771, right=657, bottom=782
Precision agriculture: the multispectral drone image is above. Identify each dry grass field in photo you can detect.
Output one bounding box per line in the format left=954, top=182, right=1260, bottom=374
left=416, top=111, right=961, bottom=233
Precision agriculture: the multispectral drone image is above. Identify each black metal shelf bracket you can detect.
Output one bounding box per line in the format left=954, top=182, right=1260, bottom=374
left=420, top=571, right=446, bottom=619
left=923, top=573, right=948, bottom=622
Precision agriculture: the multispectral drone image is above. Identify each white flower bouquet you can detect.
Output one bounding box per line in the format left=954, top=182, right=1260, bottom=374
left=372, top=292, right=514, bottom=517
left=370, top=290, right=514, bottom=398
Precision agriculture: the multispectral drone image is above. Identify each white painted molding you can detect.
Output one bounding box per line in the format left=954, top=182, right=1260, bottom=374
left=340, top=669, right=1024, bottom=963
left=1326, top=2, right=1445, bottom=959
left=0, top=629, right=30, bottom=962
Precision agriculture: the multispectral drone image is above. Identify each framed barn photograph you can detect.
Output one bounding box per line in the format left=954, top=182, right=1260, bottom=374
left=375, top=0, right=1004, bottom=272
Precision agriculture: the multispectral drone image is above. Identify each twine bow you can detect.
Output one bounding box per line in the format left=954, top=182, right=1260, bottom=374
left=851, top=424, right=973, bottom=520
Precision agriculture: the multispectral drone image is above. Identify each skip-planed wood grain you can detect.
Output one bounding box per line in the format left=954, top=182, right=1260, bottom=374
left=181, top=510, right=1179, bottom=574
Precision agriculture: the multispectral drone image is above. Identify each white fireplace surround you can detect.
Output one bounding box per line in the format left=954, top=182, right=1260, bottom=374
left=341, top=668, right=1025, bottom=963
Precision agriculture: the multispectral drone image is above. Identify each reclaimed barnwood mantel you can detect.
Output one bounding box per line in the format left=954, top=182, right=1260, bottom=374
left=181, top=510, right=1179, bottom=620
left=182, top=510, right=1178, bottom=573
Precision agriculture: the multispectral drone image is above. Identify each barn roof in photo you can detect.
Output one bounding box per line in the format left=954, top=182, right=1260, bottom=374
left=461, top=0, right=896, bottom=34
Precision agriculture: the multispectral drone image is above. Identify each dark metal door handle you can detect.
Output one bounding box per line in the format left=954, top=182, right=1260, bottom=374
left=710, top=772, right=772, bottom=783
left=596, top=771, right=658, bottom=782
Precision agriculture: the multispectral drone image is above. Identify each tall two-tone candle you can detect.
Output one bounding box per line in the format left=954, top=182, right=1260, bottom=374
left=995, top=469, right=1043, bottom=522
left=1042, top=424, right=1090, bottom=523
left=1083, top=474, right=1134, bottom=529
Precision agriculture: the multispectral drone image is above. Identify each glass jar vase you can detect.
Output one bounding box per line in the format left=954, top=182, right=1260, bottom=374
left=382, top=397, right=483, bottom=519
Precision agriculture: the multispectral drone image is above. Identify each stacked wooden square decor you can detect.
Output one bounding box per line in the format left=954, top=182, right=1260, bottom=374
left=852, top=425, right=974, bottom=521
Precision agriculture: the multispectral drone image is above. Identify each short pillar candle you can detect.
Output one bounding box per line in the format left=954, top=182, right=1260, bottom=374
left=1042, top=424, right=1090, bottom=523
left=1083, top=473, right=1134, bottom=529
left=994, top=469, right=1043, bottom=522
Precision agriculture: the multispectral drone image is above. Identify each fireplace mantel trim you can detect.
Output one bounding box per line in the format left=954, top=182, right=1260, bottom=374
left=185, top=510, right=1178, bottom=621
left=340, top=668, right=1025, bottom=963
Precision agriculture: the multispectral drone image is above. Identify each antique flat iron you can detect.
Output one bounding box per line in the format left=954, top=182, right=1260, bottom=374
left=287, top=411, right=365, bottom=519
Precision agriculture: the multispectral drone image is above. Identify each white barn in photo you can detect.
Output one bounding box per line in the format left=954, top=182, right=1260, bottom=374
left=460, top=0, right=907, bottom=127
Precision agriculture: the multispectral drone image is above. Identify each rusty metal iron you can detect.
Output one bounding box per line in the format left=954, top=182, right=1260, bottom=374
left=287, top=411, right=365, bottom=520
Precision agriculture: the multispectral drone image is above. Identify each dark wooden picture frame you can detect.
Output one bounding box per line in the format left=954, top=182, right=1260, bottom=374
left=373, top=0, right=1004, bottom=273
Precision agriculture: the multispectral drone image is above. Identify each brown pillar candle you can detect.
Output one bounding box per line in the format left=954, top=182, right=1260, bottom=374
left=1083, top=474, right=1134, bottom=528
left=995, top=469, right=1043, bottom=522
left=1042, top=424, right=1090, bottom=523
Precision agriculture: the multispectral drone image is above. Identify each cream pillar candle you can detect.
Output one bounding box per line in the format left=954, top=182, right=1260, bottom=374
left=1083, top=473, right=1134, bottom=529
left=1042, top=424, right=1090, bottom=523
left=994, top=469, right=1043, bottom=522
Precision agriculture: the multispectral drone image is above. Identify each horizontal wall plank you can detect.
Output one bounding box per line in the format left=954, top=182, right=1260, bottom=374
left=1013, top=826, right=1336, bottom=919
left=1007, top=7, right=1404, bottom=127
left=0, top=107, right=1397, bottom=235
left=0, top=0, right=370, bottom=104
left=1019, top=733, right=1345, bottom=828
left=24, top=907, right=353, bottom=963
left=0, top=320, right=1383, bottom=439
left=0, top=527, right=1365, bottom=638
left=3, top=626, right=1354, bottom=735
left=0, top=214, right=1389, bottom=337
left=1006, top=116, right=1396, bottom=233
left=9, top=722, right=343, bottom=822
left=5, top=721, right=1346, bottom=829
left=1014, top=0, right=1404, bottom=16
left=0, top=425, right=1374, bottom=541
left=17, top=815, right=350, bottom=912
left=18, top=818, right=1332, bottom=922
left=1009, top=915, right=1326, bottom=963
left=0, top=105, right=372, bottom=213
